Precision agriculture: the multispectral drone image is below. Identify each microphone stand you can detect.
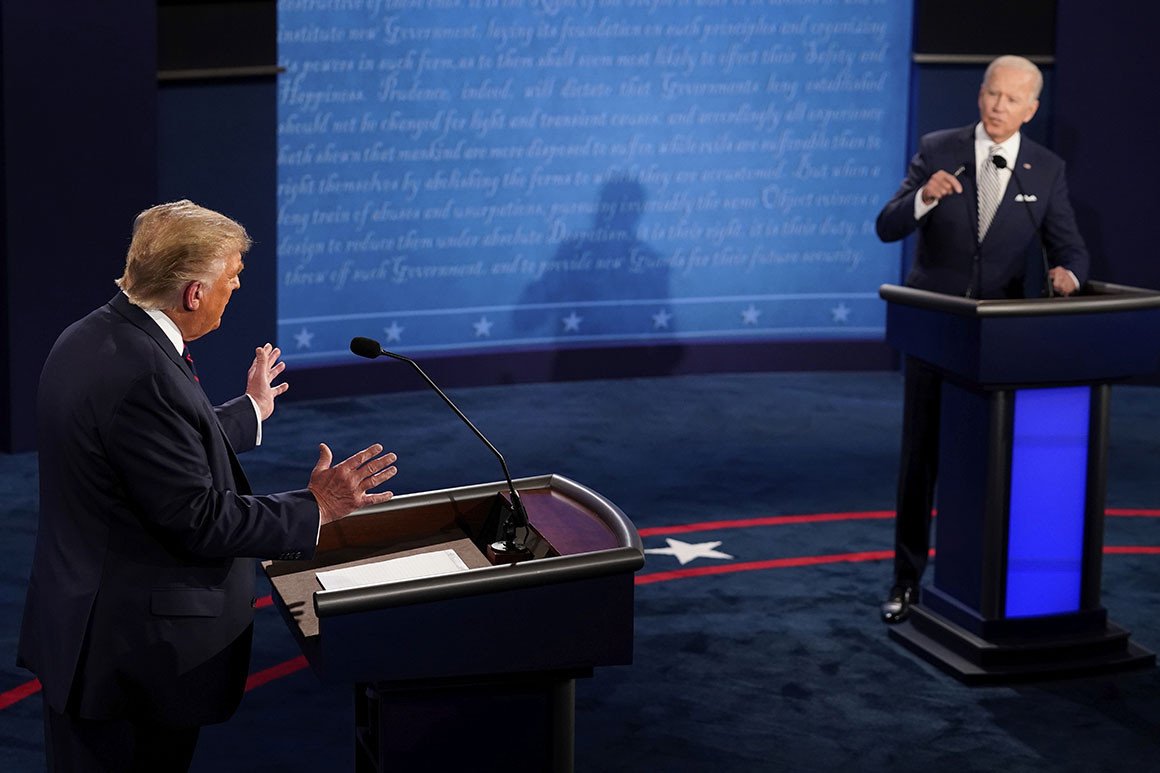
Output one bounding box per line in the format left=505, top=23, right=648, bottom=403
left=993, top=155, right=1054, bottom=298
left=351, top=338, right=532, bottom=562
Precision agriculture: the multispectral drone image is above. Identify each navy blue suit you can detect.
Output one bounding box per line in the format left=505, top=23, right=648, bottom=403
left=877, top=124, right=1089, bottom=299
left=18, top=293, right=319, bottom=729
left=876, top=124, right=1090, bottom=587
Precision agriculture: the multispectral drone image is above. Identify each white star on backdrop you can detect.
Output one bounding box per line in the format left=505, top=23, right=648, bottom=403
left=473, top=316, right=494, bottom=337
left=831, top=302, right=851, bottom=323
left=644, top=538, right=734, bottom=566
left=652, top=309, right=673, bottom=329
left=562, top=311, right=583, bottom=332
left=293, top=327, right=314, bottom=349
left=384, top=321, right=404, bottom=343
left=741, top=304, right=762, bottom=325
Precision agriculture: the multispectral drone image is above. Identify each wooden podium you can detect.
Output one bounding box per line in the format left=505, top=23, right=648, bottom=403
left=880, top=281, right=1160, bottom=684
left=264, top=474, right=643, bottom=771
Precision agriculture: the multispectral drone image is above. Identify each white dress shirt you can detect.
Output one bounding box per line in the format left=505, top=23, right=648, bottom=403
left=913, top=123, right=1019, bottom=221
left=141, top=303, right=263, bottom=446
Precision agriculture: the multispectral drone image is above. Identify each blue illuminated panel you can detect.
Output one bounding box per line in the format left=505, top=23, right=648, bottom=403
left=1005, top=386, right=1090, bottom=617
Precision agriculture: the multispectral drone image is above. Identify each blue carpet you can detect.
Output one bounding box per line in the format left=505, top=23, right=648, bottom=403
left=1, top=372, right=1158, bottom=771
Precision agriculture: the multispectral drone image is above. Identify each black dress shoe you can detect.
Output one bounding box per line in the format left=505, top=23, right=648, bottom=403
left=880, top=584, right=917, bottom=624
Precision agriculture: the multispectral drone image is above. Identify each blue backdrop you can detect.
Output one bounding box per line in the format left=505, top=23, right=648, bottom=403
left=276, top=0, right=914, bottom=365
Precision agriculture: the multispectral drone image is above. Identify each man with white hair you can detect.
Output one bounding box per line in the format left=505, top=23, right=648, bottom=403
left=19, top=200, right=399, bottom=770
left=875, top=56, right=1090, bottom=623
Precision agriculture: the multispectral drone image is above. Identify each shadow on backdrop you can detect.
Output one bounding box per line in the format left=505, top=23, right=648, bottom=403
left=515, top=176, right=686, bottom=379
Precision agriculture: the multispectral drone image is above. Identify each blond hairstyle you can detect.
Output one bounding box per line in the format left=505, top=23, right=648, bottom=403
left=983, top=55, right=1044, bottom=100
left=115, top=200, right=252, bottom=310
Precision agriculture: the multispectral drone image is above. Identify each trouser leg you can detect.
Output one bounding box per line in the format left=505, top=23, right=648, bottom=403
left=893, top=356, right=941, bottom=587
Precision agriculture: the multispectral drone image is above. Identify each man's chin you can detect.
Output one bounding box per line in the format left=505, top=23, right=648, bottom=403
left=983, top=119, right=1009, bottom=138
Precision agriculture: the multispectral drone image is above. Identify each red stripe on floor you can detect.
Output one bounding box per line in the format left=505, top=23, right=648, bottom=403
left=635, top=549, right=895, bottom=585
left=0, top=677, right=40, bottom=710
left=640, top=508, right=1160, bottom=538
left=244, top=655, right=309, bottom=692
left=638, top=510, right=896, bottom=537
left=1105, top=545, right=1160, bottom=555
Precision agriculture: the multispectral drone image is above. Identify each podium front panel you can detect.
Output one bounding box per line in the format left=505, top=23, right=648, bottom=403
left=264, top=474, right=644, bottom=684
left=882, top=283, right=1160, bottom=386
left=1005, top=386, right=1089, bottom=617
left=881, top=283, right=1158, bottom=680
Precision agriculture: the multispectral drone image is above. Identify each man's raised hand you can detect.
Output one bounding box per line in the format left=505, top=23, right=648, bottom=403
left=308, top=443, right=398, bottom=524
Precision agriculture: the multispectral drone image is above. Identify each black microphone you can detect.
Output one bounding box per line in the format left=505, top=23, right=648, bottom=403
left=349, top=336, right=532, bottom=559
left=991, top=154, right=1054, bottom=298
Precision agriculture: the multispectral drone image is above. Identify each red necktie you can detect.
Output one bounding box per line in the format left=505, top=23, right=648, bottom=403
left=182, top=347, right=200, bottom=382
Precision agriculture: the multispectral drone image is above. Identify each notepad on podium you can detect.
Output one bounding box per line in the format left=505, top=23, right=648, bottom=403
left=315, top=548, right=470, bottom=591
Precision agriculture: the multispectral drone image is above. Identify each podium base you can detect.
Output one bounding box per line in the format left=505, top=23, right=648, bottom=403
left=355, top=671, right=584, bottom=773
left=890, top=604, right=1156, bottom=685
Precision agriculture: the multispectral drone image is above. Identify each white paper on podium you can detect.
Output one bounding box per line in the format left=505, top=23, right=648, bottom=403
left=315, top=549, right=471, bottom=591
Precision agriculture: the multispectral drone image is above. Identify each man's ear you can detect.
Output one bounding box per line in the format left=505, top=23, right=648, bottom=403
left=182, top=281, right=201, bottom=312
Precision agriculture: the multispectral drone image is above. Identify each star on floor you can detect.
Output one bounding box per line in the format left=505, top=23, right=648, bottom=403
left=741, top=304, right=762, bottom=326
left=644, top=538, right=734, bottom=566
left=384, top=321, right=404, bottom=343
left=652, top=309, right=673, bottom=329
left=293, top=327, right=314, bottom=349
left=831, top=302, right=851, bottom=323
left=473, top=316, right=493, bottom=337
left=562, top=311, right=583, bottom=332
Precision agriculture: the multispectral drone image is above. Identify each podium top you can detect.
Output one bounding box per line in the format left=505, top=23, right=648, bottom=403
left=262, top=474, right=643, bottom=682
left=880, top=281, right=1160, bottom=318
left=879, top=282, right=1160, bottom=384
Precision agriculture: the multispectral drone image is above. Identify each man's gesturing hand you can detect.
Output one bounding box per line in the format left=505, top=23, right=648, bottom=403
left=308, top=443, right=398, bottom=525
left=920, top=169, right=964, bottom=205
left=246, top=343, right=288, bottom=421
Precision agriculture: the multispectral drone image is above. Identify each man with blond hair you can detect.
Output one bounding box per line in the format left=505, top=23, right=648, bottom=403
left=19, top=200, right=399, bottom=770
left=875, top=56, right=1090, bottom=623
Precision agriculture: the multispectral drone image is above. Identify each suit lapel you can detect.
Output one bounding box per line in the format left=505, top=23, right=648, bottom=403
left=981, top=136, right=1041, bottom=247
left=108, top=294, right=199, bottom=389
left=107, top=293, right=252, bottom=493
left=957, top=127, right=980, bottom=242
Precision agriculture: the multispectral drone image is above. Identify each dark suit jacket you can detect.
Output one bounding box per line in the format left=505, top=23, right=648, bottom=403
left=18, top=293, right=320, bottom=726
left=876, top=124, right=1089, bottom=299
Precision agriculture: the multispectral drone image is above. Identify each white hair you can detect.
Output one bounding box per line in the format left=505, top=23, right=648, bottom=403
left=983, top=55, right=1043, bottom=100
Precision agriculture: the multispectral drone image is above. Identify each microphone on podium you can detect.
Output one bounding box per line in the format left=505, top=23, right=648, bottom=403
left=991, top=154, right=1054, bottom=298
left=349, top=336, right=532, bottom=561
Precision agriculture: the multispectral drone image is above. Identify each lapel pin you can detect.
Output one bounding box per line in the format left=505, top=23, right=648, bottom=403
left=1023, top=162, right=1031, bottom=170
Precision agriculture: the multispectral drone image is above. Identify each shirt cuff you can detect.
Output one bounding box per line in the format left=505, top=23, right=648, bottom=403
left=245, top=394, right=263, bottom=446
left=914, top=188, right=938, bottom=220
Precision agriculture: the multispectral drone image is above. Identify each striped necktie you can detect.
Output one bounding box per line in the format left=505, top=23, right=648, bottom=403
left=977, top=144, right=1004, bottom=242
